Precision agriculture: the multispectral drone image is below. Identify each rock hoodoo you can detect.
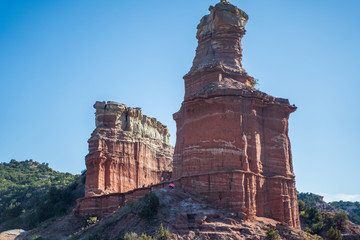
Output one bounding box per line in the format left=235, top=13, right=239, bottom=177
left=85, top=101, right=173, bottom=197
left=172, top=1, right=301, bottom=229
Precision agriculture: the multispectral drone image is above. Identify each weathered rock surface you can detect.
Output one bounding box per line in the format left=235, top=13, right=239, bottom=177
left=22, top=189, right=320, bottom=240
left=173, top=1, right=300, bottom=229
left=0, top=229, right=26, bottom=240
left=85, top=101, right=173, bottom=197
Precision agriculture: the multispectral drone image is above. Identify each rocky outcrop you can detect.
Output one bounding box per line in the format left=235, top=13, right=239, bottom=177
left=85, top=101, right=173, bottom=197
left=172, top=1, right=300, bottom=229
left=0, top=229, right=26, bottom=240
left=21, top=189, right=324, bottom=240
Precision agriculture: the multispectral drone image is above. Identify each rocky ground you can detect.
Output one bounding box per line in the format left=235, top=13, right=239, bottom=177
left=17, top=188, right=326, bottom=240
left=0, top=229, right=26, bottom=240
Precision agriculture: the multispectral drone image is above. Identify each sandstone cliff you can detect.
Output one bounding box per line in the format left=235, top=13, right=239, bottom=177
left=85, top=101, right=173, bottom=197
left=172, top=1, right=300, bottom=229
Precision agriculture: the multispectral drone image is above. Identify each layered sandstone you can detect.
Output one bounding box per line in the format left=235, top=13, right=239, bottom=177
left=173, top=1, right=300, bottom=229
left=85, top=101, right=173, bottom=197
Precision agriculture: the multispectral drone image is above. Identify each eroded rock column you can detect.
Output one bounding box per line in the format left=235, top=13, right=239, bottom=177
left=85, top=101, right=173, bottom=197
left=172, top=1, right=300, bottom=229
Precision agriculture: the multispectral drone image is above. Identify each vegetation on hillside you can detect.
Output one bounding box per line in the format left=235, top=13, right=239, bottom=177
left=138, top=191, right=160, bottom=219
left=297, top=192, right=360, bottom=226
left=123, top=224, right=171, bottom=240
left=0, top=159, right=84, bottom=231
left=297, top=192, right=325, bottom=208
left=298, top=196, right=348, bottom=239
left=265, top=229, right=280, bottom=240
left=330, top=201, right=360, bottom=225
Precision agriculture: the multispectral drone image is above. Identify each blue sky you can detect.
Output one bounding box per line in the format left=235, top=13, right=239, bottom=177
left=0, top=0, right=359, bottom=202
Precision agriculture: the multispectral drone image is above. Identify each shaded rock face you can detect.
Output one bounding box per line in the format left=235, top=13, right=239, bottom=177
left=85, top=101, right=173, bottom=197
left=173, top=2, right=300, bottom=229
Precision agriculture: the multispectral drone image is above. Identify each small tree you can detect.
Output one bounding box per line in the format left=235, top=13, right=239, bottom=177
left=85, top=216, right=98, bottom=226
left=139, top=192, right=160, bottom=219
left=327, top=227, right=342, bottom=240
left=123, top=232, right=152, bottom=240
left=124, top=232, right=138, bottom=240
left=298, top=200, right=306, bottom=212
left=332, top=212, right=348, bottom=230
left=154, top=224, right=171, bottom=240
left=138, top=233, right=153, bottom=240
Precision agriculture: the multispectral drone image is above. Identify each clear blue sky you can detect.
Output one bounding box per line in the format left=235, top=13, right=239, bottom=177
left=0, top=0, right=359, bottom=202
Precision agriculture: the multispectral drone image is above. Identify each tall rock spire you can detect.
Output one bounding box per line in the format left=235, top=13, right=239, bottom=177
left=173, top=2, right=301, bottom=229
left=184, top=1, right=254, bottom=99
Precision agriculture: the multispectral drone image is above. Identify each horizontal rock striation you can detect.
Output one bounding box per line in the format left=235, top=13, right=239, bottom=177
left=74, top=182, right=170, bottom=218
left=85, top=101, right=173, bottom=197
left=173, top=1, right=300, bottom=229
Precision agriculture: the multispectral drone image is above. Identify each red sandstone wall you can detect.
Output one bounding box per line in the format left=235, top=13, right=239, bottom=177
left=85, top=101, right=173, bottom=197
left=74, top=182, right=169, bottom=218
left=173, top=96, right=299, bottom=228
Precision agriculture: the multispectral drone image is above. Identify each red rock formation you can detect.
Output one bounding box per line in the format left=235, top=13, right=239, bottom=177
left=172, top=1, right=300, bottom=229
left=85, top=101, right=173, bottom=197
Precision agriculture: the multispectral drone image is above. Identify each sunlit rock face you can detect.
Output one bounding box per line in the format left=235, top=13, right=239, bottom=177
left=173, top=1, right=300, bottom=229
left=85, top=101, right=173, bottom=197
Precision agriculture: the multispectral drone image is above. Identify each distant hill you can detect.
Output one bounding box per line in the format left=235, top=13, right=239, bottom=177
left=297, top=192, right=360, bottom=225
left=330, top=201, right=360, bottom=225
left=0, top=159, right=85, bottom=232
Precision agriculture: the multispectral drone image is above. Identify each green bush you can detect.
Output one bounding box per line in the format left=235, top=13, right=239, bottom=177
left=124, top=232, right=139, bottom=240
left=332, top=212, right=348, bottom=230
left=298, top=200, right=306, bottom=212
left=86, top=216, right=98, bottom=226
left=265, top=229, right=280, bottom=240
left=154, top=223, right=170, bottom=240
left=310, top=221, right=324, bottom=235
left=138, top=233, right=153, bottom=240
left=326, top=227, right=342, bottom=240
left=32, top=236, right=45, bottom=240
left=138, top=192, right=159, bottom=219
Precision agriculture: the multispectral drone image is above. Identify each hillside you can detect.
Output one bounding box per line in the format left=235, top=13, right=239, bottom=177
left=0, top=159, right=85, bottom=232
left=20, top=188, right=319, bottom=240
left=330, top=201, right=360, bottom=225
left=298, top=192, right=360, bottom=226
left=0, top=160, right=359, bottom=239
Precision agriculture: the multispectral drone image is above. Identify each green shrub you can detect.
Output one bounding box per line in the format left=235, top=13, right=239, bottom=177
left=86, top=216, right=98, bottom=226
left=154, top=223, right=170, bottom=240
left=298, top=200, right=306, bottom=212
left=310, top=221, right=324, bottom=235
left=138, top=192, right=159, bottom=219
left=124, top=232, right=139, bottom=240
left=326, top=227, right=342, bottom=240
left=32, top=236, right=45, bottom=240
left=138, top=233, right=153, bottom=240
left=265, top=229, right=280, bottom=240
left=332, top=212, right=348, bottom=230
